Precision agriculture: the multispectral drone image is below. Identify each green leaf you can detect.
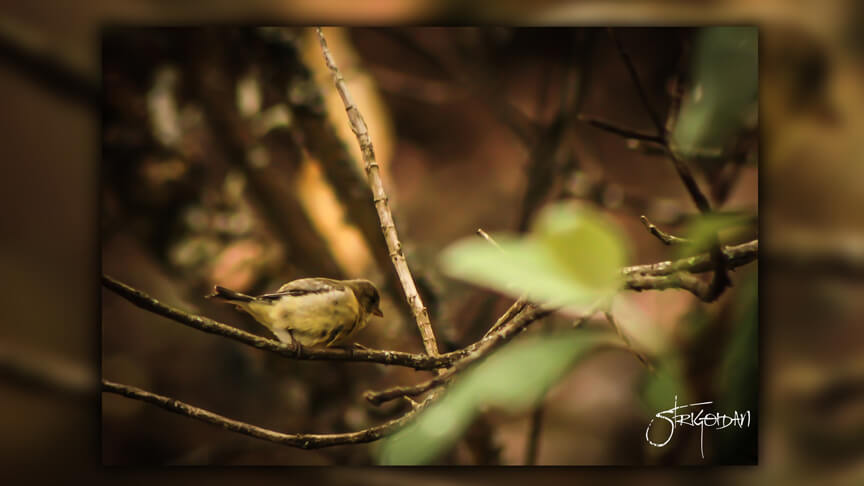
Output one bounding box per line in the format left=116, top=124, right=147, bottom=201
left=439, top=203, right=628, bottom=310
left=535, top=203, right=629, bottom=293
left=377, top=332, right=615, bottom=465
left=671, top=27, right=758, bottom=159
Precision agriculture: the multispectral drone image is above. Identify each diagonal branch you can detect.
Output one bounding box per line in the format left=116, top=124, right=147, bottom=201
left=640, top=215, right=691, bottom=246
left=603, top=311, right=653, bottom=371
left=365, top=304, right=552, bottom=405
left=0, top=18, right=99, bottom=107
left=102, top=275, right=450, bottom=371
left=102, top=380, right=425, bottom=449
left=255, top=28, right=408, bottom=313
left=0, top=343, right=95, bottom=398
left=606, top=28, right=665, bottom=136
left=316, top=27, right=440, bottom=357
left=365, top=302, right=606, bottom=407
left=579, top=115, right=664, bottom=144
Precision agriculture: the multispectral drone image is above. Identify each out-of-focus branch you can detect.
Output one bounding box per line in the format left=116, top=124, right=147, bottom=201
left=316, top=28, right=440, bottom=358
left=103, top=380, right=426, bottom=449
left=525, top=403, right=545, bottom=465
left=102, top=275, right=451, bottom=370
left=766, top=232, right=864, bottom=279
left=364, top=303, right=552, bottom=406
left=603, top=311, right=653, bottom=371
left=0, top=18, right=99, bottom=106
left=0, top=343, right=95, bottom=398
left=578, top=115, right=664, bottom=144
left=606, top=28, right=666, bottom=137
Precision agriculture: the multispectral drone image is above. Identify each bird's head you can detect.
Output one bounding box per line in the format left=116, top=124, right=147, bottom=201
left=348, top=279, right=383, bottom=318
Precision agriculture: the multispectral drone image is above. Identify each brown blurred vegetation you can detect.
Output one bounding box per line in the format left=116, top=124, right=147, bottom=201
left=0, top=0, right=861, bottom=484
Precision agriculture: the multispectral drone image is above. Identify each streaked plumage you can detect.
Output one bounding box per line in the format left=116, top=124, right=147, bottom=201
left=207, top=278, right=383, bottom=347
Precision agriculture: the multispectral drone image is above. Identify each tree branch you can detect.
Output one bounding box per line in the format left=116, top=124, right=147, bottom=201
left=621, top=239, right=757, bottom=278
left=255, top=28, right=409, bottom=312
left=364, top=304, right=552, bottom=406
left=102, top=240, right=757, bottom=375
left=102, top=379, right=425, bottom=449
left=0, top=343, right=95, bottom=398
left=101, top=275, right=450, bottom=371
left=316, top=27, right=440, bottom=357
left=578, top=115, right=664, bottom=144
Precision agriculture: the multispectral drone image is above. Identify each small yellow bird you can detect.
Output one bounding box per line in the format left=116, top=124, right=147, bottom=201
left=207, top=278, right=383, bottom=347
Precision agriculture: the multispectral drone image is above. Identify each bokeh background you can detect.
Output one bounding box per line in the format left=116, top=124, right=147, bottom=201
left=0, top=0, right=861, bottom=483
left=99, top=25, right=757, bottom=467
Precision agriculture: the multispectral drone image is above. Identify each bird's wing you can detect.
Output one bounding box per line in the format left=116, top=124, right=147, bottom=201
left=259, top=278, right=345, bottom=300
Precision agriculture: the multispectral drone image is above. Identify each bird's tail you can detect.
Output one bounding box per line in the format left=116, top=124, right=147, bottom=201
left=206, top=285, right=255, bottom=303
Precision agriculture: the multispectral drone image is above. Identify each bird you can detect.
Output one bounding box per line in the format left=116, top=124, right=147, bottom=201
left=206, top=278, right=383, bottom=348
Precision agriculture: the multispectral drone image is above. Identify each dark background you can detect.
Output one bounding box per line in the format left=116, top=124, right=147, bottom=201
left=1, top=0, right=861, bottom=483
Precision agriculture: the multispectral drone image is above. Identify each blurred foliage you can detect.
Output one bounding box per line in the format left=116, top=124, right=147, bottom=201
left=714, top=270, right=758, bottom=463
left=672, top=26, right=758, bottom=159
left=440, top=203, right=629, bottom=311
left=377, top=331, right=616, bottom=465
left=639, top=353, right=690, bottom=427
left=676, top=210, right=754, bottom=257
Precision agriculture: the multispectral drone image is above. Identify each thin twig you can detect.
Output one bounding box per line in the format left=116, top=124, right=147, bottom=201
left=579, top=115, right=665, bottom=144
left=482, top=298, right=527, bottom=338
left=603, top=311, right=653, bottom=371
left=664, top=147, right=713, bottom=214
left=316, top=27, right=440, bottom=358
left=102, top=380, right=426, bottom=449
left=606, top=28, right=665, bottom=136
left=256, top=29, right=409, bottom=316
left=101, top=275, right=450, bottom=371
left=475, top=227, right=528, bottom=338
left=640, top=215, right=690, bottom=246
left=476, top=228, right=505, bottom=253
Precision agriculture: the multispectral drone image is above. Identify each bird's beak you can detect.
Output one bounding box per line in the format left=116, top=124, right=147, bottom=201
left=373, top=307, right=384, bottom=317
